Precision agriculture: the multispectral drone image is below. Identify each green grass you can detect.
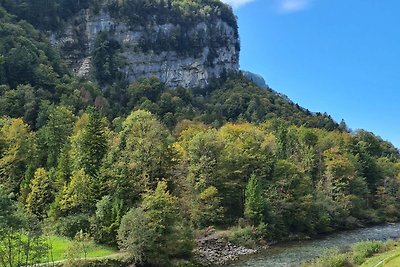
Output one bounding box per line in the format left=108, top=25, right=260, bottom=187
left=384, top=253, right=400, bottom=266
left=360, top=246, right=400, bottom=267
left=45, top=236, right=118, bottom=262
left=305, top=241, right=400, bottom=267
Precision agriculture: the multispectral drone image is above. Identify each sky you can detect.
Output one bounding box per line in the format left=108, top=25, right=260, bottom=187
left=221, top=0, right=400, bottom=148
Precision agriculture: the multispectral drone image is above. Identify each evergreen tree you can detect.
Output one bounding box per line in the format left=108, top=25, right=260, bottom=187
left=71, top=107, right=107, bottom=177
left=38, top=105, right=75, bottom=168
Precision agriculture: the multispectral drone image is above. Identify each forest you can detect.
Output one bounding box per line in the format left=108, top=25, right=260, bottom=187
left=1, top=101, right=400, bottom=266
left=1, top=1, right=400, bottom=266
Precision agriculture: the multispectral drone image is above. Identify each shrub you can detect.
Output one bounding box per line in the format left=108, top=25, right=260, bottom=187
left=255, top=222, right=268, bottom=240
left=53, top=214, right=90, bottom=239
left=351, top=241, right=382, bottom=264
left=170, top=259, right=199, bottom=267
left=310, top=249, right=350, bottom=267
left=60, top=258, right=128, bottom=267
left=227, top=226, right=256, bottom=248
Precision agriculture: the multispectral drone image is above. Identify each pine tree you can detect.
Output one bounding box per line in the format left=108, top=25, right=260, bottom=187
left=73, top=107, right=107, bottom=177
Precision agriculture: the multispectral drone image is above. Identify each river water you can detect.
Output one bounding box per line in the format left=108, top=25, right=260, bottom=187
left=230, top=223, right=400, bottom=267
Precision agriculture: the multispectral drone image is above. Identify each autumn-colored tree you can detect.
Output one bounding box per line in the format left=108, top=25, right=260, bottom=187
left=102, top=110, right=173, bottom=204
left=54, top=169, right=92, bottom=216
left=0, top=118, right=37, bottom=193
left=26, top=168, right=54, bottom=218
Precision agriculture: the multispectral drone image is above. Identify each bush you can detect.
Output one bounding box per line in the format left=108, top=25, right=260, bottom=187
left=309, top=249, right=350, bottom=267
left=170, top=259, right=199, bottom=267
left=351, top=240, right=382, bottom=264
left=255, top=222, right=268, bottom=240
left=60, top=258, right=128, bottom=267
left=52, top=214, right=90, bottom=239
left=227, top=226, right=256, bottom=248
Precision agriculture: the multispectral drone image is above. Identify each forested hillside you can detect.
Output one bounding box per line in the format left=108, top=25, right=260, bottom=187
left=1, top=1, right=400, bottom=267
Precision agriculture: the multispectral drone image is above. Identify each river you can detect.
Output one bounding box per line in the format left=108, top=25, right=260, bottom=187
left=230, top=223, right=400, bottom=267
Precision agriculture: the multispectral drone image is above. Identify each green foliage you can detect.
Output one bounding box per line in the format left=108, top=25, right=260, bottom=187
left=306, top=240, right=389, bottom=267
left=0, top=189, right=50, bottom=267
left=306, top=249, right=350, bottom=267
left=118, top=181, right=194, bottom=265
left=2, top=0, right=91, bottom=31
left=227, top=226, right=257, bottom=248
left=70, top=107, right=107, bottom=178
left=55, top=169, right=93, bottom=215
left=244, top=174, right=265, bottom=225
left=351, top=241, right=382, bottom=265
left=102, top=110, right=173, bottom=205
left=26, top=168, right=54, bottom=218
left=90, top=196, right=123, bottom=246
left=192, top=186, right=224, bottom=228
left=61, top=259, right=128, bottom=267
left=37, top=105, right=75, bottom=168
left=0, top=7, right=67, bottom=87
left=64, top=230, right=94, bottom=264
left=0, top=187, right=21, bottom=228
left=0, top=118, right=37, bottom=193
left=51, top=214, right=90, bottom=239
left=117, top=208, right=151, bottom=264
left=92, top=32, right=123, bottom=85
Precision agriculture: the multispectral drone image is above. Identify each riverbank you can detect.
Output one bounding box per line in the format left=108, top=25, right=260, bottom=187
left=360, top=243, right=400, bottom=267
left=304, top=239, right=400, bottom=267
left=227, top=223, right=400, bottom=267
left=194, top=229, right=269, bottom=266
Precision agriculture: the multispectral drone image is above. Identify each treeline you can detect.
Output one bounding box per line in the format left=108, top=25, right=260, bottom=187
left=0, top=104, right=399, bottom=265
left=102, top=75, right=340, bottom=130
left=1, top=0, right=238, bottom=38
left=108, top=0, right=237, bottom=35
left=0, top=8, right=67, bottom=88
left=1, top=0, right=92, bottom=30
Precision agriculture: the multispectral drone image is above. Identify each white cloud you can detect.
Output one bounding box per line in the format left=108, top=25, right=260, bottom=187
left=277, top=0, right=313, bottom=13
left=221, top=0, right=256, bottom=9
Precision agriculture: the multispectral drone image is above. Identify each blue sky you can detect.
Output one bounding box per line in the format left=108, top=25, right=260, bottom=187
left=222, top=0, right=400, bottom=147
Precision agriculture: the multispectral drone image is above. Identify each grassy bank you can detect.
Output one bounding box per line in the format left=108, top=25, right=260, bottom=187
left=303, top=240, right=400, bottom=267
left=46, top=236, right=118, bottom=262
left=360, top=245, right=400, bottom=267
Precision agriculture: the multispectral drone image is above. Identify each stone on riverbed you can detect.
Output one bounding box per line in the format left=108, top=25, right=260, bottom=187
left=195, top=233, right=259, bottom=266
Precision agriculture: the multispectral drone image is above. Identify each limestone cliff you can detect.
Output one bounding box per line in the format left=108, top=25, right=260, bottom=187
left=50, top=1, right=240, bottom=88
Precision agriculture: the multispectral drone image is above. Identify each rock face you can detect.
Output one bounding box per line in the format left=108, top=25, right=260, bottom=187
left=50, top=6, right=240, bottom=88
left=242, top=71, right=269, bottom=89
